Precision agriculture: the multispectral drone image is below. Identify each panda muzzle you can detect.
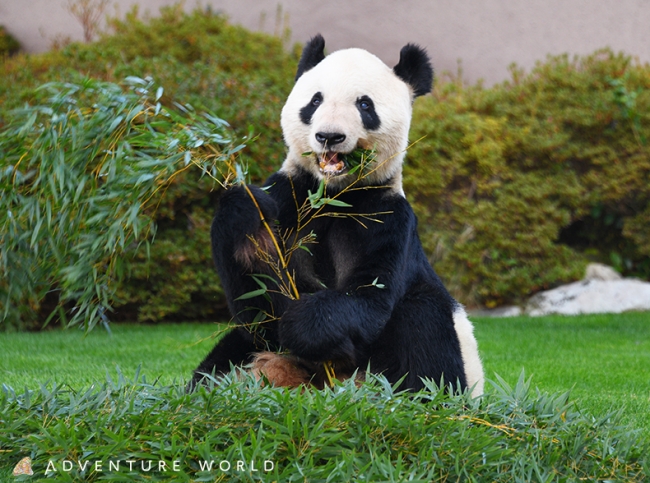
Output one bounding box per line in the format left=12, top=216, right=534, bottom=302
left=318, top=151, right=347, bottom=176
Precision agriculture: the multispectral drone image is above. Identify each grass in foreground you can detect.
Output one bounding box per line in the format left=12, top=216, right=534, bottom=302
left=1, top=371, right=647, bottom=482
left=0, top=312, right=649, bottom=481
left=1, top=313, right=648, bottom=438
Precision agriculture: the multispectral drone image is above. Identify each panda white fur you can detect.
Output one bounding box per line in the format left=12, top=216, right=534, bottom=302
left=190, top=35, right=484, bottom=397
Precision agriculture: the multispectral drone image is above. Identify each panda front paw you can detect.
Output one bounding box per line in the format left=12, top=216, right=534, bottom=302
left=279, top=292, right=356, bottom=362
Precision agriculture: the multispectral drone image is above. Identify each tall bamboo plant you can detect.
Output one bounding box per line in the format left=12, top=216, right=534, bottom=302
left=0, top=76, right=241, bottom=331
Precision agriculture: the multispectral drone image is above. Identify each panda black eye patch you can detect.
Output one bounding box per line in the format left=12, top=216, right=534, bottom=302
left=300, top=92, right=323, bottom=125
left=356, top=95, right=381, bottom=130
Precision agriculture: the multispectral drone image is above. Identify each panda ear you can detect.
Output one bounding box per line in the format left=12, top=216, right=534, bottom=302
left=393, top=44, right=434, bottom=97
left=295, top=34, right=326, bottom=81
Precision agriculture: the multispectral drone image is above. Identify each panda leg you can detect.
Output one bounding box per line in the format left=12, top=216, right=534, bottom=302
left=248, top=352, right=314, bottom=388
left=452, top=306, right=485, bottom=397
left=248, top=352, right=365, bottom=389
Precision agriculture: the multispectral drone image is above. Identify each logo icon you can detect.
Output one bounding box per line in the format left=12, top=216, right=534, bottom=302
left=13, top=457, right=34, bottom=477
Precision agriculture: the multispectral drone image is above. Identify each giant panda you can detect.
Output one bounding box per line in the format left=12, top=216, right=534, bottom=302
left=189, top=35, right=484, bottom=397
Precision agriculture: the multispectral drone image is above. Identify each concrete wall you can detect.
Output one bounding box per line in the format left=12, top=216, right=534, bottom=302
left=2, top=0, right=649, bottom=85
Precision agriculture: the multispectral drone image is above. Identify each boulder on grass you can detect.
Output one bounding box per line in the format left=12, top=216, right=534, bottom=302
left=526, top=264, right=650, bottom=316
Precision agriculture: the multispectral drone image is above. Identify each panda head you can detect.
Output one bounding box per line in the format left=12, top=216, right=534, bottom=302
left=280, top=34, right=433, bottom=193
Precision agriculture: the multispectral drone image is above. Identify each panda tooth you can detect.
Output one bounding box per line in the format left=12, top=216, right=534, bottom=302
left=318, top=152, right=346, bottom=176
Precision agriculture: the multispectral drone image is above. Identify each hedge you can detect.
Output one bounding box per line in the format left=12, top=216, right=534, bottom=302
left=1, top=5, right=649, bottom=328
left=0, top=26, right=20, bottom=57
left=406, top=50, right=650, bottom=307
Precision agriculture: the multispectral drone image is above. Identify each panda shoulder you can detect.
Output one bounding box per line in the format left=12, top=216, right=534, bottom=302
left=261, top=171, right=294, bottom=201
left=382, top=188, right=415, bottom=212
left=368, top=189, right=418, bottom=230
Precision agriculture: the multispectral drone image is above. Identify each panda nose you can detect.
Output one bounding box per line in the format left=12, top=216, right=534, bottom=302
left=315, top=132, right=346, bottom=147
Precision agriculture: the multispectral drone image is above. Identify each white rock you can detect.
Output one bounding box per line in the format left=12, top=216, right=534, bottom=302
left=584, top=262, right=622, bottom=281
left=469, top=306, right=523, bottom=318
left=526, top=279, right=650, bottom=316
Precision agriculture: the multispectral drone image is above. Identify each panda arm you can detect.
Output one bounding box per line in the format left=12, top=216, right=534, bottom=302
left=190, top=179, right=297, bottom=390
left=211, top=183, right=289, bottom=328
left=278, top=198, right=413, bottom=362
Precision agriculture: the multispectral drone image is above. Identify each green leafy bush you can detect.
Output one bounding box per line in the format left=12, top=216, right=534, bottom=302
left=0, top=5, right=296, bottom=326
left=0, top=26, right=20, bottom=57
left=406, top=50, right=650, bottom=307
left=2, top=5, right=649, bottom=324
left=0, top=77, right=236, bottom=330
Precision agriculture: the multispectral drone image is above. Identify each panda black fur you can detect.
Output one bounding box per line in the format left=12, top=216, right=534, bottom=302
left=190, top=35, right=484, bottom=396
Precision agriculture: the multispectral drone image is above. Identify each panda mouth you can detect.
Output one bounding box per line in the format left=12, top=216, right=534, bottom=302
left=318, top=151, right=348, bottom=177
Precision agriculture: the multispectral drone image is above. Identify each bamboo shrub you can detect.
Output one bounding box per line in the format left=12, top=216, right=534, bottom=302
left=0, top=76, right=240, bottom=330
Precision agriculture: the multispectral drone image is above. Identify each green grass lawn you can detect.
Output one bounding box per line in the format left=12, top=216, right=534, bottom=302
left=475, top=311, right=650, bottom=438
left=1, top=313, right=648, bottom=481
left=1, top=312, right=649, bottom=438
left=0, top=323, right=217, bottom=389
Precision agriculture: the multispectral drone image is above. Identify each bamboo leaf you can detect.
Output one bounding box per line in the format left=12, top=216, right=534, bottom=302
left=323, top=198, right=353, bottom=208
left=30, top=217, right=43, bottom=250
left=107, top=115, right=124, bottom=134
left=234, top=288, right=267, bottom=301
left=135, top=173, right=156, bottom=185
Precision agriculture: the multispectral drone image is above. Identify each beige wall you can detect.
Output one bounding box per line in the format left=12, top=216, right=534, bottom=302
left=2, top=0, right=649, bottom=85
